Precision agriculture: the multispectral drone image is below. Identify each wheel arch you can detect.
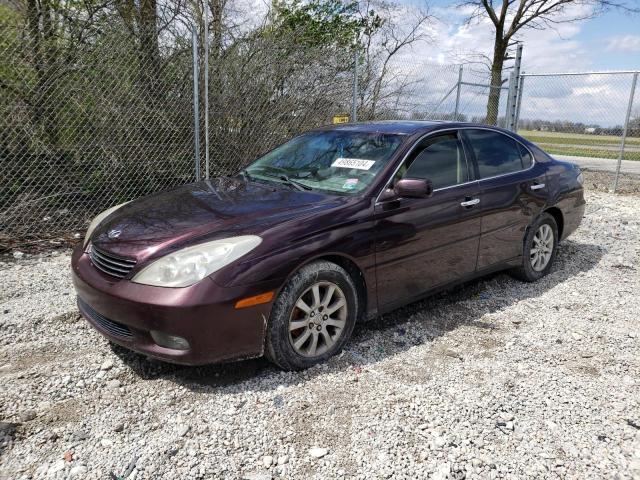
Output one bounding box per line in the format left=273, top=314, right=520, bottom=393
left=522, top=206, right=564, bottom=254
left=283, top=253, right=369, bottom=323
left=543, top=206, right=564, bottom=240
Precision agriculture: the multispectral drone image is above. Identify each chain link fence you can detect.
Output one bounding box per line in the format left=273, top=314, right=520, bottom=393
left=201, top=30, right=355, bottom=178
left=515, top=71, right=640, bottom=166
left=1, top=5, right=638, bottom=247
left=1, top=18, right=195, bottom=243
left=351, top=59, right=510, bottom=124
left=1, top=11, right=361, bottom=244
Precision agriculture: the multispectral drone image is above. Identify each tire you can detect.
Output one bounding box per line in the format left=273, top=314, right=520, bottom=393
left=265, top=261, right=359, bottom=370
left=510, top=212, right=559, bottom=282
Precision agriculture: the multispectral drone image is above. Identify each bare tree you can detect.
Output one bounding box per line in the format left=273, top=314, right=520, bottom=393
left=357, top=0, right=434, bottom=119
left=459, top=0, right=639, bottom=125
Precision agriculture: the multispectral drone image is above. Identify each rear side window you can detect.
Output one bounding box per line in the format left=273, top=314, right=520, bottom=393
left=465, top=129, right=531, bottom=178
left=402, top=133, right=467, bottom=189
left=517, top=142, right=533, bottom=168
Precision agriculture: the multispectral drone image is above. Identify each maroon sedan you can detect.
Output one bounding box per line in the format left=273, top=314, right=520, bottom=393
left=72, top=121, right=585, bottom=370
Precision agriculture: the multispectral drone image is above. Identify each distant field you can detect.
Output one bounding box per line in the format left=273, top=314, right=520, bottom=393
left=518, top=130, right=640, bottom=161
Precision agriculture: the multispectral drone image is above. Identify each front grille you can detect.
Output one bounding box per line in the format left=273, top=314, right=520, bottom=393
left=77, top=297, right=133, bottom=339
left=89, top=245, right=136, bottom=279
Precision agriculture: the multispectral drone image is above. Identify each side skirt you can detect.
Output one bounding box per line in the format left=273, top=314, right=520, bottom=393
left=369, top=257, right=522, bottom=318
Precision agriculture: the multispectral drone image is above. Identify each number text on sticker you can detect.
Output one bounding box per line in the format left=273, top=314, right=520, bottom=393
left=331, top=158, right=375, bottom=170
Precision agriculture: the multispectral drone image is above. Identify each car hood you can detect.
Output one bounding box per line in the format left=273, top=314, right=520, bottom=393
left=91, top=177, right=347, bottom=260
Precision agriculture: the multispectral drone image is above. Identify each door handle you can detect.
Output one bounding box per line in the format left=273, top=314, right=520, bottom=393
left=530, top=183, right=545, bottom=190
left=460, top=198, right=480, bottom=207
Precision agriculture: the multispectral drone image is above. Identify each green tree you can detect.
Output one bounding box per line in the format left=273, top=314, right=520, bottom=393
left=269, top=0, right=377, bottom=48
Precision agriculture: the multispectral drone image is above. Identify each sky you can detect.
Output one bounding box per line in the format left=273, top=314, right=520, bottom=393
left=241, top=0, right=639, bottom=72
left=407, top=0, right=640, bottom=72
left=380, top=0, right=640, bottom=126
left=240, top=0, right=640, bottom=125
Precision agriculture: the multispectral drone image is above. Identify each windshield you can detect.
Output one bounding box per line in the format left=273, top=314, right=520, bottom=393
left=245, top=131, right=404, bottom=194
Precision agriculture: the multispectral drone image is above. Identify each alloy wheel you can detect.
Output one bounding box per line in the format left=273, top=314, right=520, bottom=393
left=288, top=281, right=347, bottom=357
left=530, top=224, right=554, bottom=272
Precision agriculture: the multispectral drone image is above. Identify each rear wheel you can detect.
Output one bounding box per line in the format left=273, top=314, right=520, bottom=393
left=265, top=261, right=358, bottom=370
left=510, top=213, right=559, bottom=282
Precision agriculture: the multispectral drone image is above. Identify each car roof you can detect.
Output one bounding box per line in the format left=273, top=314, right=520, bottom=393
left=317, top=120, right=492, bottom=135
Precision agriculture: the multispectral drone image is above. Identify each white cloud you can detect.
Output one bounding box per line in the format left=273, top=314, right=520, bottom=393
left=423, top=3, right=593, bottom=72
left=367, top=2, right=634, bottom=126
left=518, top=73, right=633, bottom=126
left=606, top=35, right=640, bottom=53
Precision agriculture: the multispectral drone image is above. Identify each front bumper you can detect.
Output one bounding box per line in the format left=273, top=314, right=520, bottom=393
left=71, top=245, right=277, bottom=365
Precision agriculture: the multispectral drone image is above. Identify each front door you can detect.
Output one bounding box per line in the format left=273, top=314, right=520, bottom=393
left=374, top=131, right=482, bottom=310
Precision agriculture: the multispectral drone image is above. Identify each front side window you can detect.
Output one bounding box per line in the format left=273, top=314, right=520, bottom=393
left=465, top=129, right=530, bottom=178
left=398, top=133, right=468, bottom=190
left=245, top=131, right=404, bottom=195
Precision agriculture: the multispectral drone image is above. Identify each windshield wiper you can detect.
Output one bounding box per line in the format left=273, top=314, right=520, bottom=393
left=261, top=172, right=312, bottom=191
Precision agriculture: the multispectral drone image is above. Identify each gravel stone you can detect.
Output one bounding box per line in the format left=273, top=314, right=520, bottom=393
left=18, top=410, right=36, bottom=422
left=309, top=447, right=329, bottom=458
left=100, top=359, right=114, bottom=370
left=100, top=438, right=113, bottom=447
left=69, top=465, right=88, bottom=477
left=241, top=473, right=272, bottom=480
left=106, top=379, right=121, bottom=389
left=47, top=459, right=65, bottom=475
left=434, top=436, right=446, bottom=448
left=1, top=189, right=639, bottom=479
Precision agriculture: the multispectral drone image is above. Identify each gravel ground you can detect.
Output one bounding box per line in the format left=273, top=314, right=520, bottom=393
left=1, top=189, right=640, bottom=480
left=582, top=170, right=640, bottom=196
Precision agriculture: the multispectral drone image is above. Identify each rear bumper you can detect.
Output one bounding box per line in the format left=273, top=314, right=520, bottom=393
left=560, top=190, right=586, bottom=241
left=71, top=245, right=277, bottom=365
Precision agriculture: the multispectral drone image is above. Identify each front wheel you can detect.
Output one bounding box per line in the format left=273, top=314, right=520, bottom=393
left=265, top=261, right=358, bottom=370
left=510, top=213, right=559, bottom=282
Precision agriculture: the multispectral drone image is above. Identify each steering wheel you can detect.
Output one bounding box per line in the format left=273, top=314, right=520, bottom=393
left=260, top=165, right=290, bottom=174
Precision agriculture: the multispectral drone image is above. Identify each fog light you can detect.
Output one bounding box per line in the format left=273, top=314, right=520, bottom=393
left=150, top=331, right=190, bottom=350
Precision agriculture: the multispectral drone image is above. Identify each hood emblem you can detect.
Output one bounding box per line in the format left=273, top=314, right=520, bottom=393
left=107, top=229, right=122, bottom=239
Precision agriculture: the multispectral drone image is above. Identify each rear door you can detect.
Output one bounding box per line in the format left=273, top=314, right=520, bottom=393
left=461, top=129, right=548, bottom=270
left=374, top=131, right=482, bottom=309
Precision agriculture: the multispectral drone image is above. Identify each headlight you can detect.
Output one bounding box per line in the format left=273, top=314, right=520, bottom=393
left=84, top=202, right=130, bottom=247
left=131, top=235, right=262, bottom=288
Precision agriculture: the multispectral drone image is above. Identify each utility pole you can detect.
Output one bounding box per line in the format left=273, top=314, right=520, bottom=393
left=505, top=43, right=523, bottom=132
left=613, top=72, right=638, bottom=192
left=192, top=27, right=200, bottom=181
left=454, top=65, right=463, bottom=120
left=204, top=8, right=209, bottom=179
left=351, top=49, right=358, bottom=122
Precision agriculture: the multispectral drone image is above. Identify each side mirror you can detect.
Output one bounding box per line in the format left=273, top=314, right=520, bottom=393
left=394, top=178, right=433, bottom=199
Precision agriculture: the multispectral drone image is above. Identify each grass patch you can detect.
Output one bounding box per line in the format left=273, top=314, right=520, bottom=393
left=518, top=130, right=640, bottom=146
left=518, top=130, right=640, bottom=161
left=532, top=145, right=640, bottom=161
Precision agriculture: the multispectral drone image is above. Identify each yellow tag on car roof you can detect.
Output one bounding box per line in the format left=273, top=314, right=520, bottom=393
left=332, top=114, right=350, bottom=124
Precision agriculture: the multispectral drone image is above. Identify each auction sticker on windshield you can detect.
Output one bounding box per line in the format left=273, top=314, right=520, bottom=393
left=331, top=158, right=375, bottom=170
